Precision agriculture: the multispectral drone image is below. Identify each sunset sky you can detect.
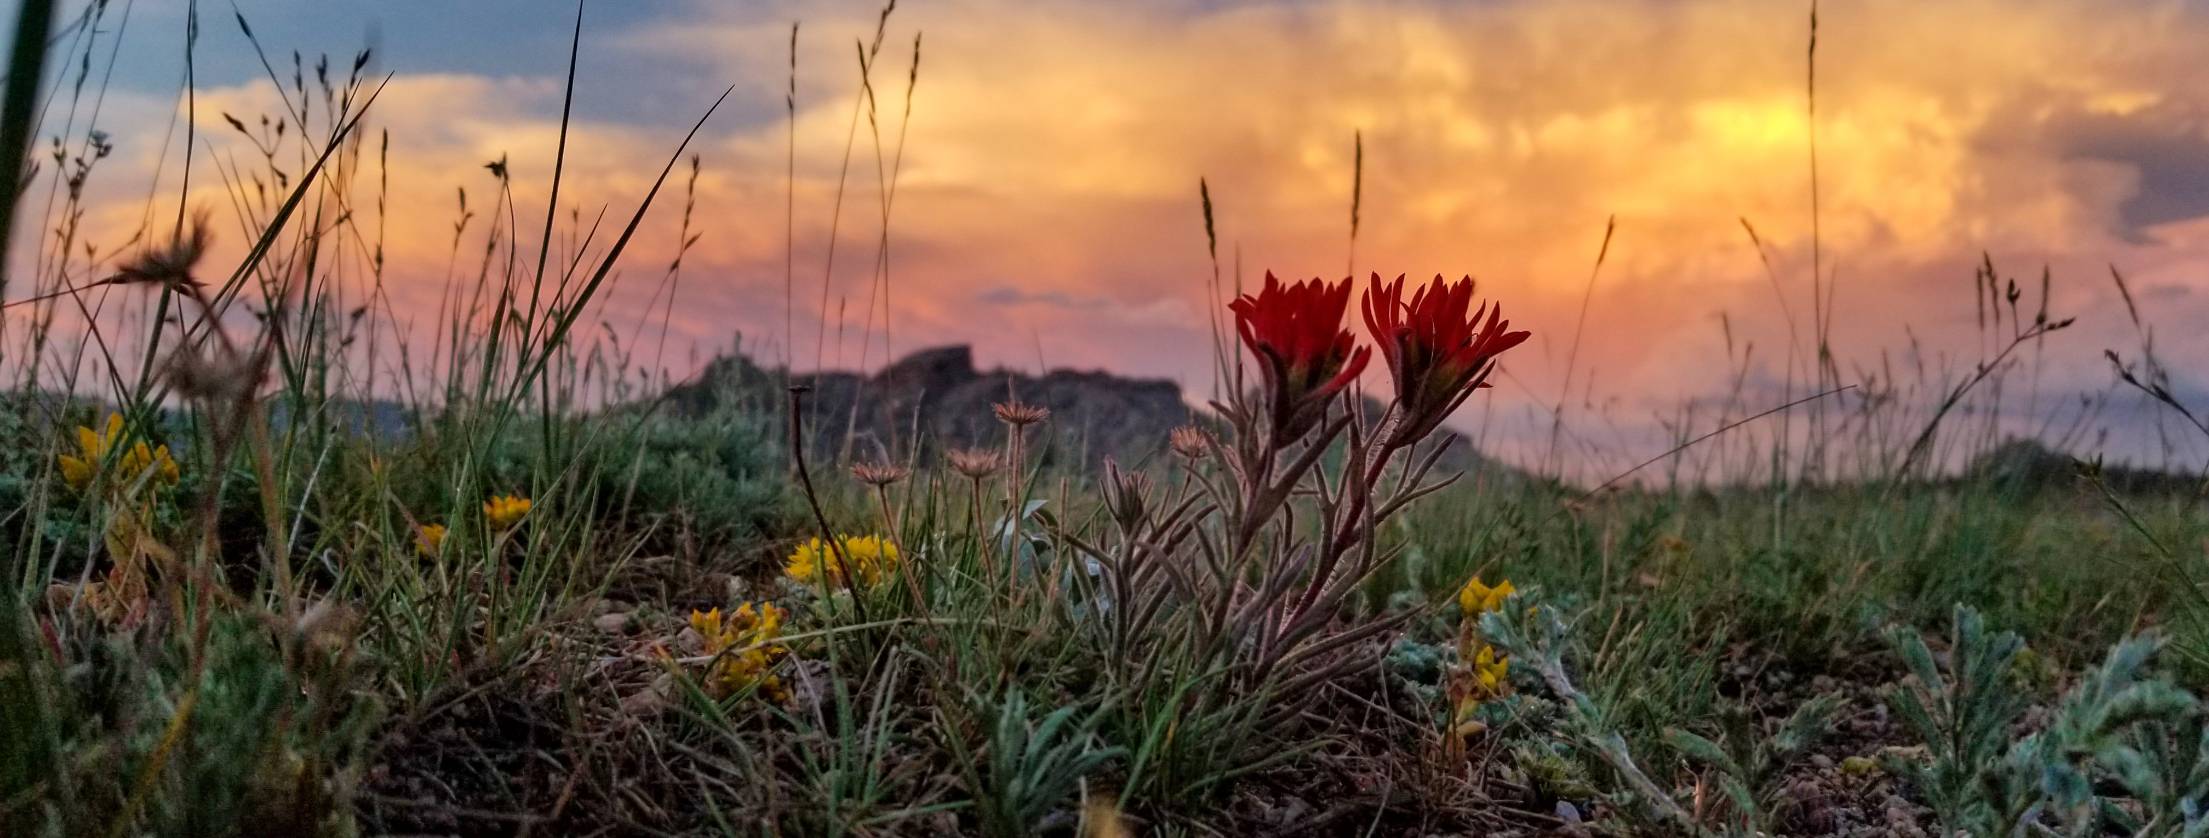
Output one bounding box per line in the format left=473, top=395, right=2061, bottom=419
left=13, top=0, right=2209, bottom=473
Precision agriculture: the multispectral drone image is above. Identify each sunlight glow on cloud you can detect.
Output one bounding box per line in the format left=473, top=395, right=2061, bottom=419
left=20, top=0, right=2209, bottom=471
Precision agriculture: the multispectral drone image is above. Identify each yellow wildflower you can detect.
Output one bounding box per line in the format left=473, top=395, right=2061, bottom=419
left=689, top=602, right=789, bottom=701
left=416, top=524, right=447, bottom=557
left=483, top=494, right=532, bottom=531
left=1449, top=642, right=1513, bottom=737
left=1471, top=643, right=1510, bottom=697
left=1456, top=575, right=1515, bottom=616
left=784, top=535, right=900, bottom=588
left=58, top=413, right=179, bottom=493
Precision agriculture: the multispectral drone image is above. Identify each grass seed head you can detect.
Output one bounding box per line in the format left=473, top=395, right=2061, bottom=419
left=113, top=210, right=212, bottom=291
left=948, top=447, right=1003, bottom=478
left=850, top=461, right=911, bottom=487
left=992, top=400, right=1050, bottom=427
left=1169, top=425, right=1212, bottom=460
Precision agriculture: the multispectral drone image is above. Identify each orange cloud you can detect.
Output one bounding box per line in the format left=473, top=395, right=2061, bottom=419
left=17, top=0, right=2209, bottom=472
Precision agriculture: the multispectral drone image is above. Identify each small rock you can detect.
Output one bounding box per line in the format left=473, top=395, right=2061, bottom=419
left=620, top=673, right=674, bottom=718
left=593, top=612, right=632, bottom=634
left=786, top=658, right=835, bottom=715
left=1554, top=800, right=1582, bottom=823
left=1810, top=754, right=1835, bottom=770
left=1882, top=794, right=1927, bottom=837
left=676, top=627, right=707, bottom=654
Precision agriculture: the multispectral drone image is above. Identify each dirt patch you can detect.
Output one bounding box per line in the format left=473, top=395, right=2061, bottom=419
left=1720, top=650, right=1936, bottom=837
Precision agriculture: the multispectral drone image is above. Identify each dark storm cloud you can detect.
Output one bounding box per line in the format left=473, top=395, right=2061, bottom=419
left=2040, top=100, right=2209, bottom=239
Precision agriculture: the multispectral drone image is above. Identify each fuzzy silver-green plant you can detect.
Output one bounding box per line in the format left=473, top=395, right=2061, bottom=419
left=1481, top=593, right=1699, bottom=832
left=1887, top=605, right=2209, bottom=836
left=1664, top=693, right=1845, bottom=832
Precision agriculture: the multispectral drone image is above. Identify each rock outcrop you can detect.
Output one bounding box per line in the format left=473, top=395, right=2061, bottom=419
left=668, top=345, right=1201, bottom=468
left=664, top=345, right=1516, bottom=479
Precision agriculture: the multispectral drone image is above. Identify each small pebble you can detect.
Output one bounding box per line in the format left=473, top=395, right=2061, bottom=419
left=619, top=673, right=673, bottom=718
left=1554, top=800, right=1581, bottom=823
left=593, top=612, right=632, bottom=634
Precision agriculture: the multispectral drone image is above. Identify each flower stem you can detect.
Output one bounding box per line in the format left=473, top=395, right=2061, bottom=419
left=786, top=386, right=867, bottom=623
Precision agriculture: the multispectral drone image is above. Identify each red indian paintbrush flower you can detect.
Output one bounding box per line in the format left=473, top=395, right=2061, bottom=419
left=1230, top=272, right=1371, bottom=447
left=1362, top=273, right=1531, bottom=444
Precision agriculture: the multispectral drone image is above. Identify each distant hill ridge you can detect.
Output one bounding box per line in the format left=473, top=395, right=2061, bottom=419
left=1965, top=438, right=2205, bottom=496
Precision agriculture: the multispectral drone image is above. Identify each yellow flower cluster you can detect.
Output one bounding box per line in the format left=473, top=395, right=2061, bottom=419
left=1449, top=575, right=1514, bottom=740
left=690, top=602, right=789, bottom=701
left=784, top=535, right=900, bottom=588
left=50, top=414, right=179, bottom=626
left=416, top=524, right=448, bottom=557
left=483, top=494, right=532, bottom=531
left=1457, top=575, right=1515, bottom=616
left=58, top=414, right=179, bottom=493
left=1466, top=643, right=1510, bottom=699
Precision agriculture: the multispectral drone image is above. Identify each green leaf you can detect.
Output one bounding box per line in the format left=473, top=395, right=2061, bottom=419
left=1663, top=728, right=1741, bottom=777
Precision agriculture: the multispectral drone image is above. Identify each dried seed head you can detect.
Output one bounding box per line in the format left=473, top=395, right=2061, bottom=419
left=992, top=400, right=1050, bottom=427
left=115, top=210, right=212, bottom=291
left=1100, top=458, right=1152, bottom=532
left=291, top=597, right=360, bottom=653
left=1169, top=425, right=1212, bottom=460
left=850, top=461, right=910, bottom=487
left=163, top=345, right=263, bottom=405
left=947, top=447, right=1003, bottom=479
